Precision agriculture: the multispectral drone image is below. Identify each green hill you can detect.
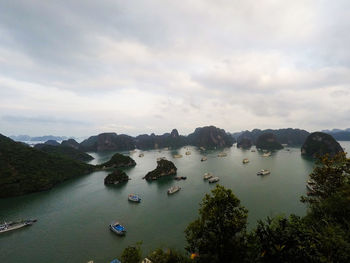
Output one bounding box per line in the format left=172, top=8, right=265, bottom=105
left=0, top=134, right=94, bottom=198
left=34, top=144, right=93, bottom=162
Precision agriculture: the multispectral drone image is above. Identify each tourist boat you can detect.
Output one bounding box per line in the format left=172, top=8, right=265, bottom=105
left=203, top=172, right=213, bottom=180
left=217, top=152, right=227, bottom=157
left=201, top=156, right=207, bottom=162
left=128, top=194, right=141, bottom=203
left=185, top=151, right=191, bottom=155
left=257, top=169, right=270, bottom=176
left=0, top=219, right=37, bottom=234
left=262, top=152, right=271, bottom=157
left=208, top=177, right=220, bottom=183
left=242, top=158, right=249, bottom=164
left=167, top=186, right=181, bottom=195
left=173, top=154, right=183, bottom=158
left=139, top=153, right=144, bottom=157
left=109, top=221, right=126, bottom=235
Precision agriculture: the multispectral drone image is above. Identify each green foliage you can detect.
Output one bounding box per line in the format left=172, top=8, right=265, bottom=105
left=185, top=185, right=248, bottom=262
left=147, top=248, right=191, bottom=263
left=121, top=242, right=142, bottom=263
left=34, top=144, right=93, bottom=162
left=97, top=153, right=136, bottom=169
left=0, top=134, right=94, bottom=198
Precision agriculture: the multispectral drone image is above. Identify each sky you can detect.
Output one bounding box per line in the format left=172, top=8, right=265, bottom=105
left=1, top=0, right=350, bottom=137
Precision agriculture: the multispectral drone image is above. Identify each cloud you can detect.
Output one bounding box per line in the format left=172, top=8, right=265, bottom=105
left=0, top=0, right=350, bottom=136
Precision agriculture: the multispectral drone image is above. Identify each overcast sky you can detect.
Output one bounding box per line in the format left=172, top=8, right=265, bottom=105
left=1, top=0, right=350, bottom=137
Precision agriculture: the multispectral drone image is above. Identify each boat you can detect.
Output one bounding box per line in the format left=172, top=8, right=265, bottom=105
left=167, top=186, right=181, bottom=195
left=139, top=153, right=144, bottom=157
left=200, top=147, right=206, bottom=151
left=262, top=152, right=271, bottom=157
left=173, top=154, right=183, bottom=158
left=217, top=152, right=227, bottom=157
left=242, top=158, right=249, bottom=164
left=109, top=221, right=126, bottom=235
left=257, top=169, right=270, bottom=176
left=203, top=172, right=213, bottom=180
left=128, top=194, right=141, bottom=203
left=201, top=156, right=207, bottom=162
left=174, top=176, right=187, bottom=181
left=0, top=219, right=37, bottom=234
left=208, top=177, right=220, bottom=183
left=185, top=151, right=191, bottom=155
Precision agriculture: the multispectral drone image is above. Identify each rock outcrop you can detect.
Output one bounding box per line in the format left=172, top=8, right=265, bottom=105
left=0, top=134, right=94, bottom=198
left=98, top=153, right=136, bottom=169
left=301, top=132, right=344, bottom=157
left=187, top=126, right=234, bottom=148
left=237, top=138, right=252, bottom=149
left=256, top=133, right=283, bottom=150
left=104, top=169, right=129, bottom=185
left=144, top=159, right=177, bottom=180
left=80, top=133, right=135, bottom=152
left=61, top=138, right=81, bottom=149
left=135, top=129, right=187, bottom=150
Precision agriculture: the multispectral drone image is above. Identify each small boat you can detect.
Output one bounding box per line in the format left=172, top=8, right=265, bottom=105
left=257, top=169, right=270, bottom=176
left=203, top=172, right=213, bottom=180
left=218, top=152, right=227, bottom=157
left=251, top=149, right=256, bottom=152
left=128, top=194, right=141, bottom=203
left=262, top=152, right=271, bottom=157
left=242, top=158, right=249, bottom=164
left=208, top=177, right=220, bottom=183
left=201, top=156, right=207, bottom=162
left=109, top=222, right=126, bottom=235
left=185, top=151, right=191, bottom=155
left=173, top=154, right=183, bottom=158
left=139, top=153, right=144, bottom=157
left=174, top=176, right=187, bottom=181
left=167, top=186, right=181, bottom=195
left=0, top=219, right=37, bottom=234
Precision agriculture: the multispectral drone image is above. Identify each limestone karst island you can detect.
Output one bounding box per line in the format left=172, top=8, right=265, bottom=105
left=1, top=1, right=350, bottom=263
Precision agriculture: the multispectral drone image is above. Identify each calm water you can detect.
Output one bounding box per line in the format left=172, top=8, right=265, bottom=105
left=1, top=142, right=349, bottom=263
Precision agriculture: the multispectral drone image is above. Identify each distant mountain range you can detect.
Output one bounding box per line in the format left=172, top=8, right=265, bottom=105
left=322, top=128, right=350, bottom=141
left=10, top=135, right=70, bottom=142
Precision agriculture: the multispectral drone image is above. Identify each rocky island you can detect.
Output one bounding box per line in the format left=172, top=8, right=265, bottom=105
left=144, top=159, right=177, bottom=180
left=256, top=133, right=283, bottom=150
left=301, top=132, right=344, bottom=157
left=97, top=153, right=136, bottom=169
left=187, top=126, right=234, bottom=148
left=237, top=138, right=252, bottom=149
left=104, top=169, right=129, bottom=185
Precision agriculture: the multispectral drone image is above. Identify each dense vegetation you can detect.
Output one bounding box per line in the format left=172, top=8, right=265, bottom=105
left=119, top=152, right=350, bottom=262
left=301, top=132, right=344, bottom=157
left=34, top=144, right=93, bottom=162
left=97, top=153, right=136, bottom=169
left=144, top=159, right=177, bottom=180
left=0, top=134, right=94, bottom=198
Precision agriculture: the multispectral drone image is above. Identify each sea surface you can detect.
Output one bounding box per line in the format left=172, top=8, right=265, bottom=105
left=1, top=142, right=349, bottom=263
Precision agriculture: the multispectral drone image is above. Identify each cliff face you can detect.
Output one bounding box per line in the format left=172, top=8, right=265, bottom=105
left=256, top=133, right=283, bottom=150
left=0, top=134, right=94, bottom=198
left=135, top=129, right=187, bottom=150
left=187, top=126, right=234, bottom=148
left=80, top=133, right=136, bottom=152
left=237, top=128, right=309, bottom=146
left=301, top=132, right=344, bottom=157
left=144, top=159, right=177, bottom=180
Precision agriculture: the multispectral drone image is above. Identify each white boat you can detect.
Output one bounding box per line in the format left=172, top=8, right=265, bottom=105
left=257, top=169, right=270, bottom=176
left=251, top=149, right=256, bottom=152
left=201, top=156, right=207, bottom=162
left=262, top=152, right=271, bottom=157
left=185, top=151, right=191, bottom=155
left=203, top=172, right=213, bottom=180
left=128, top=194, right=141, bottom=203
left=139, top=153, right=144, bottom=157
left=167, top=186, right=181, bottom=195
left=0, top=219, right=37, bottom=234
left=217, top=152, right=227, bottom=157
left=208, top=177, right=220, bottom=183
left=242, top=158, right=249, bottom=164
left=173, top=154, right=183, bottom=158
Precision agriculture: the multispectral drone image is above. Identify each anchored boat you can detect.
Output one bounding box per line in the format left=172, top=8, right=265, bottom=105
left=201, top=156, right=207, bottom=162
left=0, top=219, right=37, bottom=234
left=109, top=222, right=126, bottom=236
left=208, top=176, right=220, bottom=183
left=167, top=186, right=181, bottom=195
left=203, top=172, right=213, bottom=180
left=242, top=158, right=249, bottom=164
left=257, top=169, right=270, bottom=176
left=128, top=194, right=141, bottom=203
